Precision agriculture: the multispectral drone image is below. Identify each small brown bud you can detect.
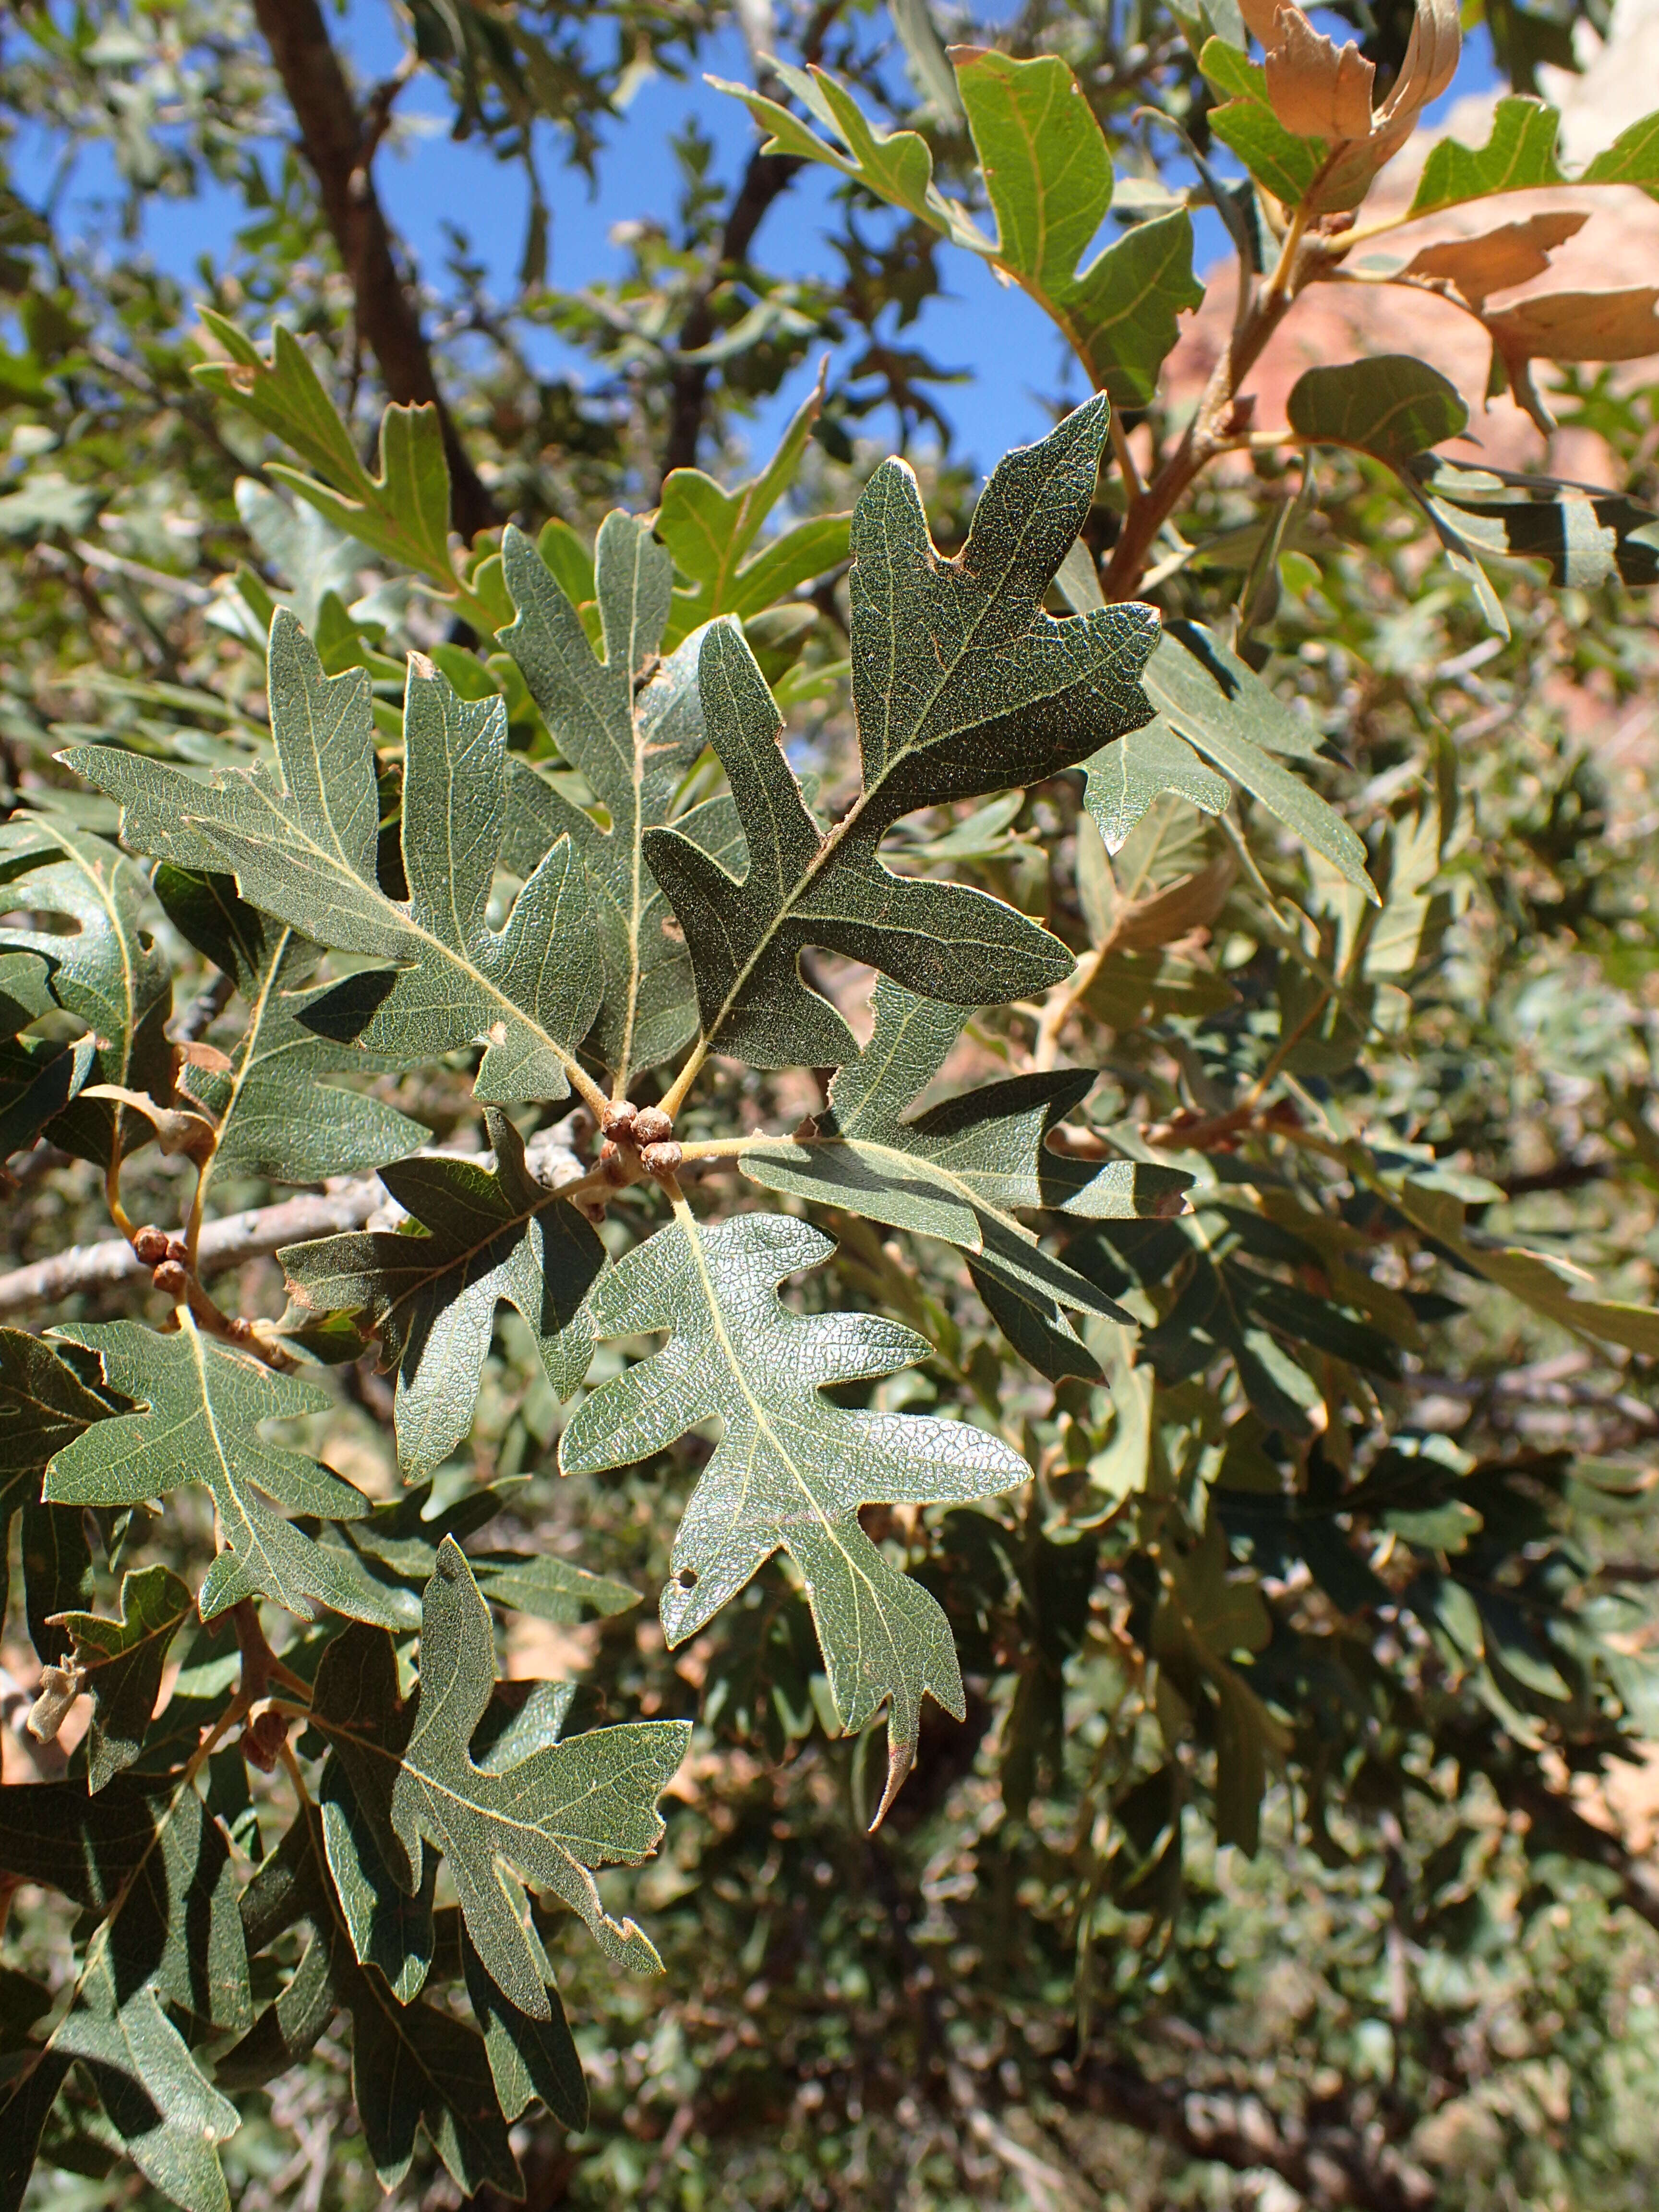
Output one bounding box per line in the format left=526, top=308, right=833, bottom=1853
left=599, top=1138, right=632, bottom=1187
left=640, top=1140, right=684, bottom=1178
left=225, top=1316, right=255, bottom=1346
left=133, top=1226, right=169, bottom=1265
left=241, top=1708, right=289, bottom=1774
left=152, top=1260, right=190, bottom=1298
left=577, top=1197, right=608, bottom=1225
left=165, top=1237, right=189, bottom=1264
left=633, top=1105, right=673, bottom=1146
left=601, top=1100, right=637, bottom=1140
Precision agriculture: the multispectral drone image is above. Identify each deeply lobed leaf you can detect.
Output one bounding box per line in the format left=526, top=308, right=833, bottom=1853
left=43, top=1316, right=396, bottom=1625
left=561, top=1207, right=1031, bottom=1821
left=648, top=400, right=1160, bottom=1068
left=311, top=1541, right=688, bottom=2017
left=496, top=511, right=739, bottom=1089
left=66, top=616, right=601, bottom=1108
left=737, top=975, right=1192, bottom=1374
left=280, top=1108, right=604, bottom=1481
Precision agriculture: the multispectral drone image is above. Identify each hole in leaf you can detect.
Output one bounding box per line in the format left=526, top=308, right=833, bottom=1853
left=0, top=909, right=80, bottom=937
left=674, top=1566, right=698, bottom=1591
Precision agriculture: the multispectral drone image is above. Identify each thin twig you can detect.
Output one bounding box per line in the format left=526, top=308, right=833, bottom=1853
left=0, top=1130, right=592, bottom=1319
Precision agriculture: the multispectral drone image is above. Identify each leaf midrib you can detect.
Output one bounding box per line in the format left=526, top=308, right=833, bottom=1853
left=40, top=827, right=139, bottom=1088
left=697, top=466, right=1095, bottom=1056
left=192, top=802, right=589, bottom=1099
left=317, top=1715, right=672, bottom=1866
left=186, top=1315, right=302, bottom=1599
left=193, top=925, right=292, bottom=1223
left=370, top=1185, right=569, bottom=1346
left=743, top=1128, right=1034, bottom=1252
left=672, top=1205, right=890, bottom=1687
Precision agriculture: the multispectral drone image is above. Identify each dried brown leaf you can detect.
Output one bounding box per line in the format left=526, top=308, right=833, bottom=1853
left=1265, top=12, right=1376, bottom=142
left=1484, top=285, right=1659, bottom=432
left=1237, top=0, right=1285, bottom=42
left=80, top=1085, right=217, bottom=1162
left=1374, top=0, right=1461, bottom=155
left=1250, top=0, right=1461, bottom=205
left=1403, top=211, right=1588, bottom=307
left=1112, top=852, right=1238, bottom=952
left=1484, top=285, right=1659, bottom=364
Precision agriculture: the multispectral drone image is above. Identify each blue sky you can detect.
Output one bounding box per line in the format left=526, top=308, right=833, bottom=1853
left=17, top=4, right=1498, bottom=475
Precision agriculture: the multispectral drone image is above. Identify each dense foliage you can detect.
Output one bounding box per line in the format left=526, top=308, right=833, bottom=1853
left=3, top=0, right=1659, bottom=2206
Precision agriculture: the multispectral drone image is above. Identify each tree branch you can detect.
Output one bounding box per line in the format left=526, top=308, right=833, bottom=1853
left=0, top=1130, right=588, bottom=1318
left=0, top=1182, right=384, bottom=1317
left=1100, top=211, right=1350, bottom=602
left=1053, top=2055, right=1435, bottom=2212
left=249, top=0, right=501, bottom=543
left=660, top=144, right=805, bottom=487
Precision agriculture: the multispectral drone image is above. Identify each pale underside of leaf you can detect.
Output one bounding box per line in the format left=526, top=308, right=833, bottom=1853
left=313, top=1545, right=687, bottom=2021
left=560, top=1207, right=1030, bottom=1822
left=42, top=1316, right=396, bottom=1627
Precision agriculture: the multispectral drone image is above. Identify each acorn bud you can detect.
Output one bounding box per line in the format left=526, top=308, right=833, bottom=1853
left=633, top=1105, right=673, bottom=1146
left=133, top=1226, right=169, bottom=1265
left=601, top=1101, right=637, bottom=1140
left=152, top=1261, right=189, bottom=1299
left=640, top=1140, right=684, bottom=1178
left=241, top=1709, right=289, bottom=1774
